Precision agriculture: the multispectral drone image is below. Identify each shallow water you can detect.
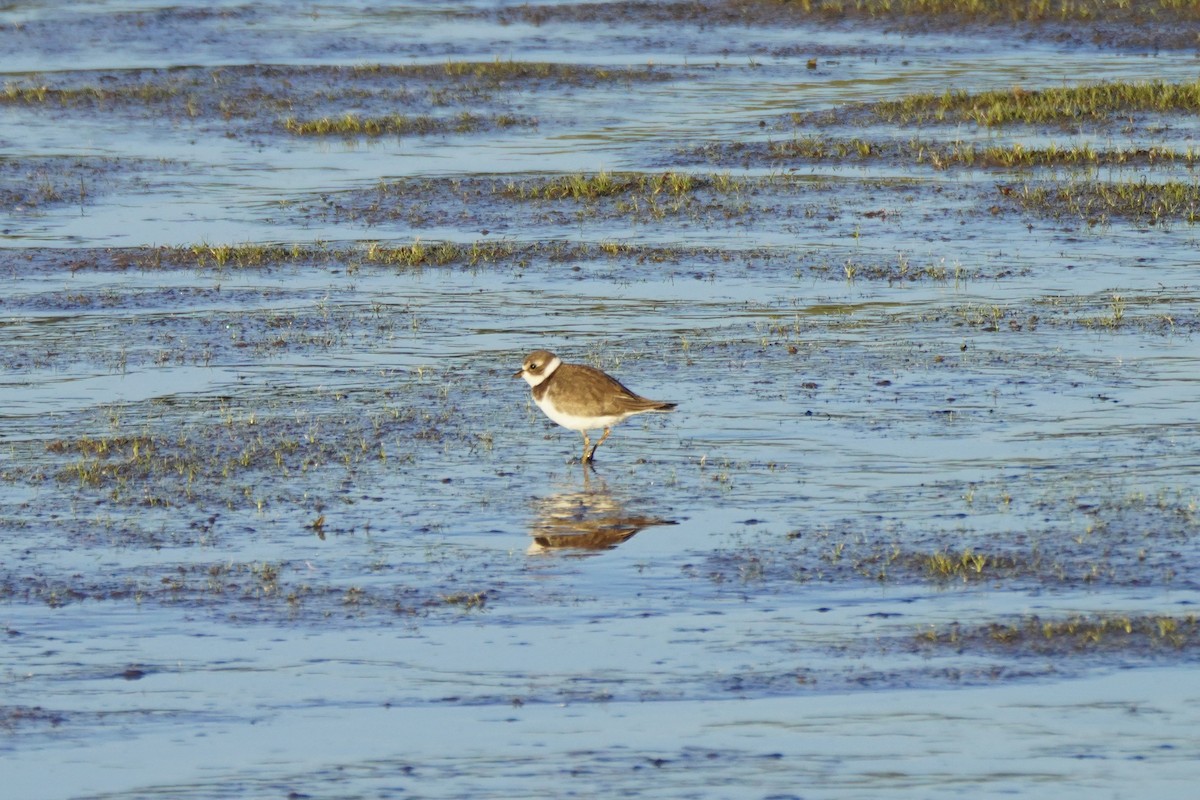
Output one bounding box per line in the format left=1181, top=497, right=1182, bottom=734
left=3, top=1, right=1200, bottom=798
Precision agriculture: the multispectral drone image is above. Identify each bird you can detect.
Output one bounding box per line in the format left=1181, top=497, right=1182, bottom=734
left=514, top=349, right=676, bottom=464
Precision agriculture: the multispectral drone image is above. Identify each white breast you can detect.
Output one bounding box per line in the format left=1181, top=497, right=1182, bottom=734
left=533, top=394, right=624, bottom=432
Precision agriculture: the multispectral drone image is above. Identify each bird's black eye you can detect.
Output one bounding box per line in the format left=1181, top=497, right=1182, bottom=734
left=529, top=363, right=538, bottom=369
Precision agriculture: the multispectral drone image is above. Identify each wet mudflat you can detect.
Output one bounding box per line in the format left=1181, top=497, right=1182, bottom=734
left=3, top=1, right=1200, bottom=798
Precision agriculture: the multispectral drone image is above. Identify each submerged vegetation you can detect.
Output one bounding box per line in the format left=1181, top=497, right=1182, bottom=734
left=390, top=60, right=667, bottom=84
left=36, top=400, right=426, bottom=508
left=0, top=241, right=993, bottom=293
left=317, top=170, right=763, bottom=224
left=77, top=239, right=744, bottom=272
left=0, top=61, right=663, bottom=137
left=1011, top=178, right=1200, bottom=224
left=919, top=614, right=1200, bottom=653
left=503, top=0, right=1200, bottom=23
left=496, top=0, right=1200, bottom=48
left=864, top=80, right=1200, bottom=126
left=498, top=170, right=744, bottom=201
left=1, top=82, right=183, bottom=107
left=282, top=112, right=535, bottom=137
left=0, top=62, right=667, bottom=108
left=0, top=155, right=150, bottom=212
left=687, top=136, right=1200, bottom=170
left=770, top=0, right=1200, bottom=25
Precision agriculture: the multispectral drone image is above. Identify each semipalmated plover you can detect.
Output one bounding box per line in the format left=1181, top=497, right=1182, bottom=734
left=514, top=349, right=676, bottom=463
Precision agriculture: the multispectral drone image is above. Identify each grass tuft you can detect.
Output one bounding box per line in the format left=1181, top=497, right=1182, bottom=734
left=282, top=112, right=534, bottom=137
left=1010, top=178, right=1200, bottom=224
left=919, top=613, right=1200, bottom=651
left=498, top=170, right=743, bottom=201
left=867, top=79, right=1200, bottom=126
left=690, top=136, right=1200, bottom=170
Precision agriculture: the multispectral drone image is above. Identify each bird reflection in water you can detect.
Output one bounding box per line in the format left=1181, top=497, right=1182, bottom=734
left=527, top=470, right=676, bottom=555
